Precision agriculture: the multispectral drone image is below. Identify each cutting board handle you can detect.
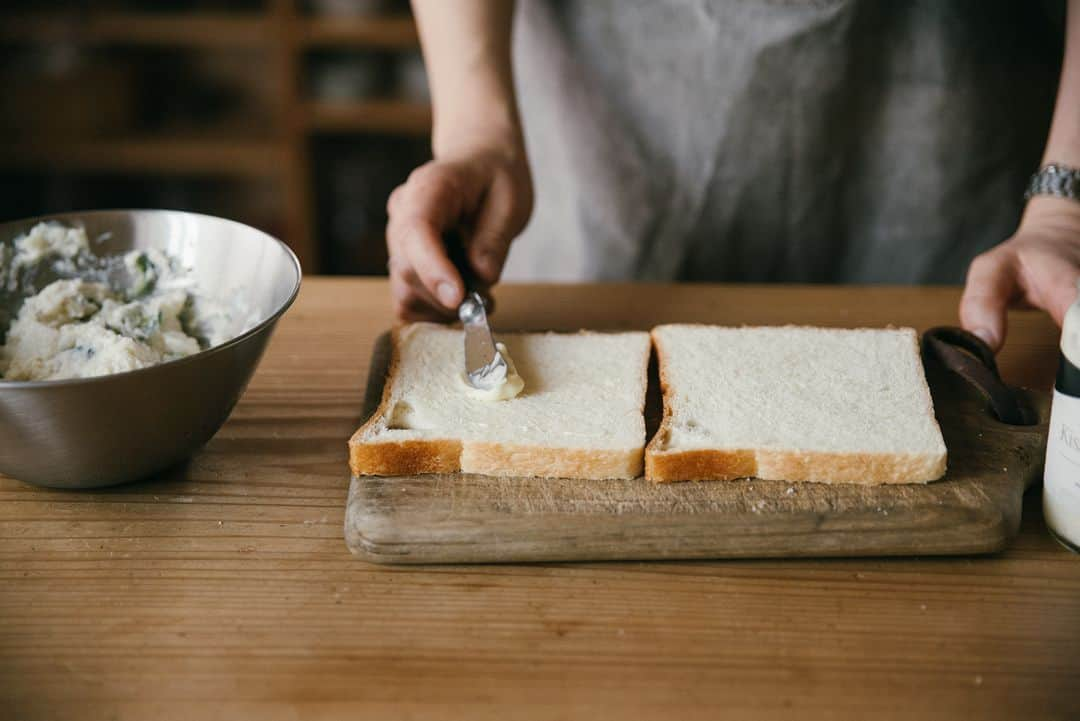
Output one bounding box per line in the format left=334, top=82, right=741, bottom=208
left=922, top=326, right=1038, bottom=426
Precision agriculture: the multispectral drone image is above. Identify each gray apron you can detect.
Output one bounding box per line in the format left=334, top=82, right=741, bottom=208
left=503, top=0, right=1064, bottom=283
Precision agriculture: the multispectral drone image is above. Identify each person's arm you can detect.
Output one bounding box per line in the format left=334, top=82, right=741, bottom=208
left=386, top=0, right=532, bottom=321
left=961, top=0, right=1080, bottom=349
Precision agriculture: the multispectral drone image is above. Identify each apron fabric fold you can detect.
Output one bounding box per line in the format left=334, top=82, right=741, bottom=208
left=504, top=0, right=1063, bottom=284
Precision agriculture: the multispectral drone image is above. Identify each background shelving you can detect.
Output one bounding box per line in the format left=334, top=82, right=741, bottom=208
left=0, top=0, right=431, bottom=273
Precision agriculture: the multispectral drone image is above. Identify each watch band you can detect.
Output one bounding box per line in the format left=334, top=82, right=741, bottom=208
left=1026, top=163, right=1080, bottom=201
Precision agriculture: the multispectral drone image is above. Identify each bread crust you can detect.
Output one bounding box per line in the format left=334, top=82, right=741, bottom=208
left=644, top=324, right=948, bottom=485
left=349, top=325, right=411, bottom=475
left=645, top=448, right=756, bottom=482
left=464, top=443, right=643, bottom=480
left=349, top=325, right=649, bottom=480
left=350, top=438, right=462, bottom=476
left=646, top=447, right=946, bottom=484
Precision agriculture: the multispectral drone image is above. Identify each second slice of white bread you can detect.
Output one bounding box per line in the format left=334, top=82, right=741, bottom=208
left=646, top=325, right=947, bottom=484
left=350, top=323, right=652, bottom=480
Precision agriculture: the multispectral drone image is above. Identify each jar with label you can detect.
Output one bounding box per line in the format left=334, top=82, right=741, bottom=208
left=1044, top=281, right=1080, bottom=552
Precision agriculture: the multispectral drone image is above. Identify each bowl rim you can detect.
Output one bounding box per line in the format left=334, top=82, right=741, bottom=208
left=0, top=208, right=303, bottom=389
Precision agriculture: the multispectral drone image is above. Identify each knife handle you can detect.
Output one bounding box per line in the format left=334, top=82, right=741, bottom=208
left=444, top=228, right=479, bottom=296
left=921, top=326, right=1037, bottom=426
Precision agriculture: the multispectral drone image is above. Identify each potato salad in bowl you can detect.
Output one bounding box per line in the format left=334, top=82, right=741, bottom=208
left=0, top=210, right=301, bottom=489
left=0, top=222, right=238, bottom=381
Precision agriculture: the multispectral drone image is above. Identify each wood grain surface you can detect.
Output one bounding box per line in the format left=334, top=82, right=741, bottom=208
left=1, top=280, right=1077, bottom=721
left=347, top=333, right=1049, bottom=563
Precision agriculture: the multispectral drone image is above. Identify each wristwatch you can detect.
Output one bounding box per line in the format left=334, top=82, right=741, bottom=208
left=1026, top=163, right=1080, bottom=201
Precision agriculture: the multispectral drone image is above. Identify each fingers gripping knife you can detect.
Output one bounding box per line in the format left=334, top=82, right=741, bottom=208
left=444, top=230, right=509, bottom=391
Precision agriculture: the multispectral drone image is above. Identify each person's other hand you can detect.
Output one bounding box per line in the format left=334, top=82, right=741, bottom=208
left=960, top=196, right=1080, bottom=351
left=386, top=147, right=533, bottom=322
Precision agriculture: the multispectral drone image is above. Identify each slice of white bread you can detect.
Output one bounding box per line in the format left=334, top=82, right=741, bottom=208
left=350, top=323, right=652, bottom=480
left=646, top=325, right=947, bottom=484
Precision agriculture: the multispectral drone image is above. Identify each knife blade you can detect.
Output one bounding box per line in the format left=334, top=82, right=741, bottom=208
left=445, top=229, right=509, bottom=390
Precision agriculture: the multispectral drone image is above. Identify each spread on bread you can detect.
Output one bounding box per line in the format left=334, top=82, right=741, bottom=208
left=349, top=325, right=651, bottom=480
left=460, top=342, right=524, bottom=401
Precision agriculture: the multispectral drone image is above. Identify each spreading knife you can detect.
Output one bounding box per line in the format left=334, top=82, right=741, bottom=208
left=444, top=229, right=509, bottom=390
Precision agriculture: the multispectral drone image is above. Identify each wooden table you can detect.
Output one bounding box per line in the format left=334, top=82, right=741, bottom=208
left=2, top=279, right=1077, bottom=721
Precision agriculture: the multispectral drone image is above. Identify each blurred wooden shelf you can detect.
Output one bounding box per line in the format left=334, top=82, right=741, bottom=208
left=300, top=16, right=419, bottom=48
left=0, top=12, right=273, bottom=47
left=0, top=3, right=430, bottom=272
left=305, top=100, right=431, bottom=135
left=0, top=137, right=284, bottom=178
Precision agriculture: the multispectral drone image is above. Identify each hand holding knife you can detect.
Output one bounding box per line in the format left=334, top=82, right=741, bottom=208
left=444, top=229, right=511, bottom=391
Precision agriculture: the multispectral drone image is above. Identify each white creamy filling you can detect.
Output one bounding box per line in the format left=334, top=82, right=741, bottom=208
left=0, top=222, right=235, bottom=382
left=11, top=223, right=86, bottom=276
left=0, top=278, right=203, bottom=381
left=459, top=342, right=525, bottom=402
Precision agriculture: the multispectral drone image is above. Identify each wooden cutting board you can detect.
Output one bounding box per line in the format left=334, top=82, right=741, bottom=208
left=345, top=332, right=1048, bottom=564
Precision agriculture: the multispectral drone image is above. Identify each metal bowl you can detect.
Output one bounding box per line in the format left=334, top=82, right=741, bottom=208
left=0, top=210, right=301, bottom=488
